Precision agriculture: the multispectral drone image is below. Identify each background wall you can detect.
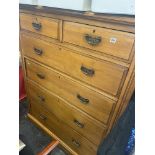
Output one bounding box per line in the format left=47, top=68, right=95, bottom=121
left=19, top=0, right=135, bottom=15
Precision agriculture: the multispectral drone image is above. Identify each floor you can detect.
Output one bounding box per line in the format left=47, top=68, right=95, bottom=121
left=19, top=99, right=67, bottom=155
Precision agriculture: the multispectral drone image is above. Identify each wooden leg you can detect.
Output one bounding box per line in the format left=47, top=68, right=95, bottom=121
left=37, top=140, right=59, bottom=155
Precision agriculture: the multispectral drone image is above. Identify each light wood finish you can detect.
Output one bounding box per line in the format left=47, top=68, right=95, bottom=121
left=21, top=30, right=131, bottom=67
left=63, top=21, right=134, bottom=61
left=22, top=35, right=128, bottom=96
left=27, top=80, right=106, bottom=145
left=20, top=13, right=59, bottom=39
left=20, top=5, right=135, bottom=155
left=19, top=4, right=135, bottom=33
left=105, top=57, right=135, bottom=136
left=29, top=100, right=97, bottom=155
left=25, top=59, right=115, bottom=124
left=28, top=114, right=78, bottom=155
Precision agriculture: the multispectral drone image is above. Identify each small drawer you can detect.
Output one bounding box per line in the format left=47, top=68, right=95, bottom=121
left=27, top=81, right=106, bottom=146
left=22, top=35, right=127, bottom=96
left=63, top=21, right=134, bottom=60
left=29, top=100, right=97, bottom=155
left=25, top=59, right=115, bottom=124
left=20, top=13, right=59, bottom=39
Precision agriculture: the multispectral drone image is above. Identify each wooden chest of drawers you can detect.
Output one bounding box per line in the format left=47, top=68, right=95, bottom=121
left=20, top=4, right=135, bottom=155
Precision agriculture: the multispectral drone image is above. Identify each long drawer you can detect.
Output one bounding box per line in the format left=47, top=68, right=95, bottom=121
left=21, top=34, right=127, bottom=96
left=63, top=21, right=134, bottom=61
left=29, top=100, right=97, bottom=155
left=27, top=80, right=106, bottom=145
left=20, top=13, right=59, bottom=39
left=25, top=59, right=115, bottom=124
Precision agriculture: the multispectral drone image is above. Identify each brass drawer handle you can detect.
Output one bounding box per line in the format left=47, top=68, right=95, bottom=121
left=80, top=66, right=95, bottom=77
left=36, top=73, right=45, bottom=79
left=38, top=95, right=45, bottom=102
left=84, top=34, right=102, bottom=46
left=74, top=119, right=84, bottom=128
left=39, top=114, right=47, bottom=121
left=72, top=139, right=80, bottom=148
left=77, top=94, right=89, bottom=104
left=32, top=22, right=42, bottom=31
left=33, top=48, right=43, bottom=56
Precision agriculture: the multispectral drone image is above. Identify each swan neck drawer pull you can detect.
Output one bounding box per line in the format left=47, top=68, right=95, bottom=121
left=74, top=119, right=84, bottom=128
left=34, top=48, right=43, bottom=56
left=80, top=66, right=95, bottom=77
left=36, top=73, right=45, bottom=79
left=39, top=114, right=47, bottom=121
left=32, top=22, right=42, bottom=31
left=84, top=34, right=102, bottom=46
left=72, top=139, right=81, bottom=147
left=77, top=94, right=89, bottom=104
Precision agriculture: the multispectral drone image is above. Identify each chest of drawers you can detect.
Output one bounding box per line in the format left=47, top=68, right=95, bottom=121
left=20, top=4, right=135, bottom=155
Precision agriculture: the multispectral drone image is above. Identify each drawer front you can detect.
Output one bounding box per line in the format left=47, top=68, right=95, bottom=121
left=20, top=13, right=59, bottom=39
left=27, top=80, right=106, bottom=146
left=63, top=21, right=134, bottom=60
left=22, top=35, right=127, bottom=96
left=25, top=59, right=115, bottom=124
left=29, top=100, right=97, bottom=155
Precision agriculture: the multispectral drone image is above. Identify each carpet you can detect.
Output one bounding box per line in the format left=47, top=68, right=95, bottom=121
left=19, top=99, right=66, bottom=155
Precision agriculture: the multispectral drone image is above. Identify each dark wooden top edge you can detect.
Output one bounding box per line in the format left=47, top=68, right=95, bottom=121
left=19, top=4, right=135, bottom=26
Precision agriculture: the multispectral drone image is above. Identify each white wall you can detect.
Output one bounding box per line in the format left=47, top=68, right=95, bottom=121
left=92, top=0, right=135, bottom=15
left=19, top=0, right=135, bottom=15
left=19, top=0, right=92, bottom=11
